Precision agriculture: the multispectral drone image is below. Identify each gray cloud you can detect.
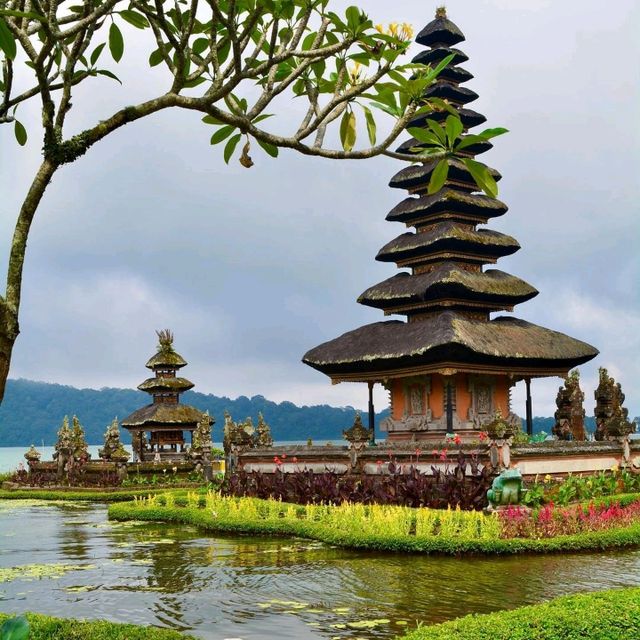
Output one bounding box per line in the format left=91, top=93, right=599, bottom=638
left=1, top=0, right=638, bottom=419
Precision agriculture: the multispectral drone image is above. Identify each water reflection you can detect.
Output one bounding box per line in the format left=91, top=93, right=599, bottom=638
left=1, top=500, right=640, bottom=640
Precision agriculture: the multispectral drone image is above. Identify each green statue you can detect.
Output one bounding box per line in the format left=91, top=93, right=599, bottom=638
left=487, top=469, right=527, bottom=509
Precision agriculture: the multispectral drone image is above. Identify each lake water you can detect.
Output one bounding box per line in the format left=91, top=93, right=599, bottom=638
left=1, top=500, right=640, bottom=639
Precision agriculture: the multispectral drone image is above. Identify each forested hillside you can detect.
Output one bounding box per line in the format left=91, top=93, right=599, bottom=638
left=0, top=379, right=387, bottom=446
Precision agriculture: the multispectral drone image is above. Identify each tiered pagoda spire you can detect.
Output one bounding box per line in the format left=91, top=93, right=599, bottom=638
left=303, top=9, right=598, bottom=440
left=122, top=330, right=212, bottom=461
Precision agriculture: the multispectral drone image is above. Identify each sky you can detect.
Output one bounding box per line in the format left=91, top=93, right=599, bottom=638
left=0, top=0, right=638, bottom=420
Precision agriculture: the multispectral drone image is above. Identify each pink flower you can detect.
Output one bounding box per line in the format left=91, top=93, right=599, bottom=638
left=431, top=449, right=439, bottom=457
left=478, top=431, right=488, bottom=442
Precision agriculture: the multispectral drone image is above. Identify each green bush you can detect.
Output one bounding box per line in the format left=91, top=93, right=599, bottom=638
left=0, top=612, right=195, bottom=639
left=0, top=488, right=187, bottom=502
left=399, top=587, right=640, bottom=639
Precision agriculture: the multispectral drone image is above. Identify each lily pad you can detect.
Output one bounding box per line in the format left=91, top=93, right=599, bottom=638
left=0, top=563, right=96, bottom=583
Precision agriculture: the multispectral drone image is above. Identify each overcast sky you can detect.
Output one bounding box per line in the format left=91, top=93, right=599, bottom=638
left=0, top=0, right=638, bottom=420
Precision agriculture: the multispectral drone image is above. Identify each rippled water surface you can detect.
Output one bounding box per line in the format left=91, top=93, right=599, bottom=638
left=1, top=500, right=640, bottom=639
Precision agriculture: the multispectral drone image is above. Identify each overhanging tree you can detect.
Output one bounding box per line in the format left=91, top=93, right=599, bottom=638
left=0, top=0, right=499, bottom=402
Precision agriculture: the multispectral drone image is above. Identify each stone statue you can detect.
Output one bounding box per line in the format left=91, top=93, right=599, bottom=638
left=255, top=412, right=273, bottom=448
left=191, top=411, right=214, bottom=456
left=71, top=415, right=90, bottom=462
left=487, top=469, right=528, bottom=509
left=553, top=370, right=585, bottom=440
left=99, top=418, right=130, bottom=462
left=484, top=410, right=514, bottom=440
left=343, top=412, right=370, bottom=444
left=594, top=368, right=633, bottom=440
left=53, top=416, right=73, bottom=476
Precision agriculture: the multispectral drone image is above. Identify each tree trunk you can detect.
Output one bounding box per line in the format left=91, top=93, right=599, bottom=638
left=0, top=158, right=58, bottom=403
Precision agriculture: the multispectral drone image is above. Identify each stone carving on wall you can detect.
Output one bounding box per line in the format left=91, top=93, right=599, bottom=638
left=594, top=368, right=634, bottom=440
left=409, top=385, right=424, bottom=415
left=553, top=370, right=586, bottom=441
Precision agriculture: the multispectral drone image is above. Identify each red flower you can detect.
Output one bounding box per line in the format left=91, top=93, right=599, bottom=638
left=439, top=449, right=448, bottom=461
left=431, top=449, right=439, bottom=457
left=292, top=457, right=298, bottom=463
left=281, top=453, right=287, bottom=459
left=453, top=434, right=462, bottom=446
left=478, top=431, right=488, bottom=442
left=376, top=460, right=383, bottom=465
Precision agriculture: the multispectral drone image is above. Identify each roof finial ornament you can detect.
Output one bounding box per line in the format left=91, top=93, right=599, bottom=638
left=435, top=6, right=447, bottom=19
left=156, top=329, right=175, bottom=351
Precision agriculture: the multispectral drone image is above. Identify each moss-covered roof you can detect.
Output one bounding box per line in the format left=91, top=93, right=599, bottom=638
left=303, top=312, right=598, bottom=378
left=376, top=224, right=519, bottom=265
left=416, top=11, right=465, bottom=47
left=137, top=377, right=194, bottom=393
left=358, top=264, right=537, bottom=311
left=422, top=81, right=478, bottom=106
left=409, top=107, right=486, bottom=131
left=387, top=189, right=508, bottom=225
left=121, top=403, right=209, bottom=428
left=145, top=351, right=187, bottom=369
left=389, top=158, right=501, bottom=193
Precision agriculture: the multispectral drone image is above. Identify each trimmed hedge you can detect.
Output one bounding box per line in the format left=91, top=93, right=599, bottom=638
left=108, top=500, right=640, bottom=556
left=0, top=613, right=195, bottom=639
left=0, top=487, right=198, bottom=502
left=399, top=587, right=640, bottom=639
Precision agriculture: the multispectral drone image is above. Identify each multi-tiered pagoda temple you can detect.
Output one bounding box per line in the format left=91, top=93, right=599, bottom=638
left=304, top=9, right=598, bottom=442
left=122, top=330, right=212, bottom=461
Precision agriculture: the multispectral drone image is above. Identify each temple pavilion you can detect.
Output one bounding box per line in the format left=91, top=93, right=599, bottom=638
left=122, top=330, right=212, bottom=461
left=303, top=9, right=598, bottom=442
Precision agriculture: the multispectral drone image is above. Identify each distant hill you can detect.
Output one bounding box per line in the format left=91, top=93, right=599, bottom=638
left=0, top=378, right=389, bottom=446
left=0, top=378, right=600, bottom=447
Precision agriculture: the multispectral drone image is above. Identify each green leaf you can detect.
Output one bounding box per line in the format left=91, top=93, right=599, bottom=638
left=408, top=127, right=442, bottom=146
left=119, top=10, right=148, bottom=29
left=148, top=48, right=164, bottom=67
left=202, top=114, right=223, bottom=125
left=0, top=615, right=30, bottom=640
left=192, top=37, right=208, bottom=55
left=455, top=134, right=485, bottom=151
left=345, top=6, right=362, bottom=31
left=339, top=109, right=356, bottom=152
left=0, top=17, right=17, bottom=60
left=90, top=43, right=106, bottom=66
left=426, top=119, right=447, bottom=145
left=224, top=133, right=241, bottom=164
left=14, top=120, right=27, bottom=146
left=445, top=115, right=464, bottom=147
left=109, top=23, right=124, bottom=62
left=476, top=127, right=509, bottom=140
left=252, top=114, right=273, bottom=123
left=369, top=102, right=397, bottom=118
left=0, top=8, right=46, bottom=22
left=427, top=159, right=449, bottom=194
left=210, top=125, right=235, bottom=145
left=96, top=69, right=122, bottom=84
left=363, top=106, right=376, bottom=145
left=257, top=139, right=278, bottom=157
left=421, top=53, right=455, bottom=84
left=462, top=158, right=498, bottom=198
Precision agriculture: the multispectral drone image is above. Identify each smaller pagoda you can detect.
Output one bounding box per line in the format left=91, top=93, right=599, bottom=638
left=122, top=330, right=212, bottom=462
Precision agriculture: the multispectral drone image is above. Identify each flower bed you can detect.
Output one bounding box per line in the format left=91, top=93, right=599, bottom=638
left=108, top=491, right=640, bottom=555
left=398, top=587, right=640, bottom=640
left=0, top=612, right=195, bottom=640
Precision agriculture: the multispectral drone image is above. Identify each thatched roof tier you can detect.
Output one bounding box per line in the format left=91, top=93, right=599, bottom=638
left=409, top=107, right=486, bottom=130
left=416, top=12, right=465, bottom=47
left=376, top=224, right=519, bottom=266
left=427, top=64, right=473, bottom=85
left=145, top=350, right=187, bottom=369
left=303, top=312, right=598, bottom=381
left=358, top=265, right=537, bottom=312
left=122, top=403, right=210, bottom=428
left=137, top=377, right=194, bottom=393
left=387, top=190, right=508, bottom=226
left=396, top=136, right=491, bottom=157
left=423, top=82, right=478, bottom=106
left=389, top=159, right=501, bottom=194
left=413, top=46, right=468, bottom=66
